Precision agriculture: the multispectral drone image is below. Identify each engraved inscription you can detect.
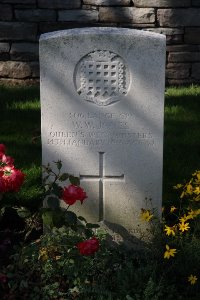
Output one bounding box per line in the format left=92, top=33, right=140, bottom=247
left=74, top=50, right=130, bottom=106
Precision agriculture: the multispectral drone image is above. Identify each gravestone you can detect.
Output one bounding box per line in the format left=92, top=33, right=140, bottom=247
left=40, top=28, right=166, bottom=239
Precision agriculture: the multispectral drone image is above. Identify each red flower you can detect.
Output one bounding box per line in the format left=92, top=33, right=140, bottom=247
left=0, top=273, right=7, bottom=283
left=61, top=184, right=87, bottom=205
left=0, top=144, right=6, bottom=159
left=1, top=167, right=25, bottom=192
left=1, top=154, right=14, bottom=167
left=0, top=144, right=6, bottom=154
left=77, top=237, right=99, bottom=256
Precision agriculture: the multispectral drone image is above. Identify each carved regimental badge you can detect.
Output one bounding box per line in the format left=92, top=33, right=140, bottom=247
left=74, top=50, right=130, bottom=106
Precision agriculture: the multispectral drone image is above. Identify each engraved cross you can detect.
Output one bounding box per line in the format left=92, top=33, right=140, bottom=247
left=80, top=152, right=125, bottom=221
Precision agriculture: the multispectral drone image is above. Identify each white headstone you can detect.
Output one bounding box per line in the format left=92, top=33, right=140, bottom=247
left=40, top=28, right=166, bottom=237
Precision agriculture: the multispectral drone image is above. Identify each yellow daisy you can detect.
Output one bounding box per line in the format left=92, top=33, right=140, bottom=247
left=140, top=209, right=153, bottom=222
left=164, top=225, right=176, bottom=236
left=164, top=244, right=177, bottom=259
left=188, top=274, right=198, bottom=285
left=179, top=222, right=190, bottom=232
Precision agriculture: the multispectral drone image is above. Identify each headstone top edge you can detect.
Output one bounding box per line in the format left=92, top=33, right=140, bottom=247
left=39, top=27, right=166, bottom=42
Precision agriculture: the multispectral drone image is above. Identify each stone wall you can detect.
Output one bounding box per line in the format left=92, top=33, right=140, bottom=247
left=0, top=0, right=200, bottom=85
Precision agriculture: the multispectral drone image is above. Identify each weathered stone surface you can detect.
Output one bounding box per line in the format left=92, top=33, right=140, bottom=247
left=158, top=9, right=200, bottom=27
left=0, top=22, right=37, bottom=41
left=10, top=43, right=39, bottom=60
left=0, top=43, right=10, bottom=53
left=166, top=66, right=190, bottom=79
left=167, top=45, right=198, bottom=52
left=0, top=61, right=31, bottom=78
left=40, top=28, right=165, bottom=237
left=30, top=61, right=39, bottom=77
left=167, top=78, right=194, bottom=86
left=185, top=28, right=200, bottom=44
left=192, top=63, right=200, bottom=79
left=0, top=4, right=12, bottom=21
left=146, top=27, right=184, bottom=35
left=192, top=0, right=200, bottom=6
left=134, top=0, right=191, bottom=7
left=58, top=10, right=98, bottom=22
left=0, top=78, right=39, bottom=86
left=2, top=0, right=35, bottom=3
left=38, top=0, right=81, bottom=9
left=99, top=7, right=155, bottom=23
left=168, top=52, right=200, bottom=62
left=83, top=0, right=130, bottom=5
left=166, top=35, right=183, bottom=45
left=15, top=9, right=56, bottom=22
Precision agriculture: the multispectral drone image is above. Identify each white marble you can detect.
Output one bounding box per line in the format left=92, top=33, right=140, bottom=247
left=40, top=27, right=166, bottom=237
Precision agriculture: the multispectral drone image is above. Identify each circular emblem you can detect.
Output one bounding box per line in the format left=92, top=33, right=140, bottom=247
left=74, top=50, right=130, bottom=106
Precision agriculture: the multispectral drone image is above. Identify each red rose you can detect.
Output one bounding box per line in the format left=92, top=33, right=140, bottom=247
left=0, top=144, right=6, bottom=159
left=2, top=167, right=25, bottom=192
left=0, top=144, right=6, bottom=154
left=1, top=154, right=14, bottom=167
left=77, top=237, right=99, bottom=256
left=0, top=273, right=7, bottom=283
left=61, top=184, right=87, bottom=205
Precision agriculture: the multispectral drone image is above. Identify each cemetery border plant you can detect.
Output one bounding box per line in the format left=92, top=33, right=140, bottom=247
left=1, top=142, right=200, bottom=299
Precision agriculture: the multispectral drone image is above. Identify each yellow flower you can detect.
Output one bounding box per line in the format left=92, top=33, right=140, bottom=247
left=186, top=183, right=193, bottom=195
left=188, top=274, right=198, bottom=285
left=164, top=225, right=176, bottom=236
left=187, top=209, right=197, bottom=219
left=140, top=209, right=153, bottom=222
left=194, top=187, right=200, bottom=195
left=164, top=244, right=177, bottom=259
left=173, top=184, right=183, bottom=189
left=179, top=214, right=191, bottom=222
left=179, top=222, right=190, bottom=232
left=170, top=206, right=177, bottom=213
left=38, top=247, right=48, bottom=261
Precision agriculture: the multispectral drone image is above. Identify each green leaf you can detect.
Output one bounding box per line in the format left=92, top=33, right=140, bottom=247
left=78, top=216, right=87, bottom=223
left=47, top=197, right=60, bottom=209
left=59, top=173, right=69, bottom=182
left=69, top=175, right=80, bottom=186
left=42, top=210, right=54, bottom=228
left=54, top=160, right=62, bottom=170
left=86, top=223, right=100, bottom=229
left=52, top=183, right=62, bottom=197
left=17, top=207, right=31, bottom=218
left=65, top=211, right=77, bottom=225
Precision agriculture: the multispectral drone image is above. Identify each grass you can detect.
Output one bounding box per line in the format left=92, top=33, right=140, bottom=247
left=0, top=84, right=200, bottom=206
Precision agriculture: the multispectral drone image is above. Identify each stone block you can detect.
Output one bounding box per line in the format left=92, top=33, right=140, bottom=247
left=166, top=65, right=190, bottom=79
left=0, top=22, right=37, bottom=41
left=38, top=0, right=81, bottom=9
left=185, top=28, right=200, bottom=44
left=192, top=63, right=200, bottom=79
left=10, top=42, right=39, bottom=60
left=192, top=0, right=200, bottom=6
left=146, top=27, right=184, bottom=35
left=0, top=4, right=12, bottom=21
left=15, top=9, right=56, bottom=22
left=2, top=0, right=35, bottom=3
left=30, top=61, right=39, bottom=77
left=0, top=61, right=31, bottom=78
left=166, top=35, right=183, bottom=45
left=40, top=28, right=165, bottom=237
left=168, top=52, right=200, bottom=62
left=158, top=9, right=200, bottom=27
left=167, top=78, right=193, bottom=86
left=134, top=0, right=191, bottom=7
left=83, top=0, right=130, bottom=5
left=99, top=7, right=155, bottom=23
left=0, top=42, right=10, bottom=53
left=58, top=10, right=98, bottom=22
left=167, top=45, right=198, bottom=52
